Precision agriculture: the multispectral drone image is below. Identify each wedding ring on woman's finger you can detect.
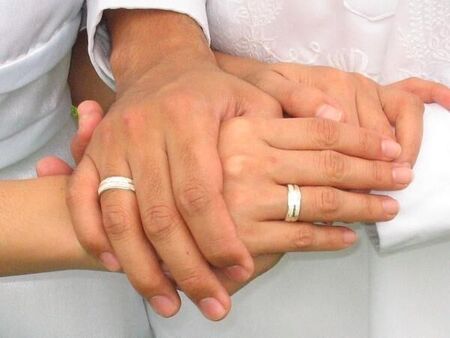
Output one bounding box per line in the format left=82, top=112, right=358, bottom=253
left=285, top=184, right=302, bottom=222
left=98, top=176, right=136, bottom=196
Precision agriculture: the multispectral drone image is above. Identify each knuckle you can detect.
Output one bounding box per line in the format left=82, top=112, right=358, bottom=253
left=283, top=87, right=300, bottom=109
left=327, top=68, right=351, bottom=84
left=224, top=117, right=255, bottom=137
left=78, top=232, right=103, bottom=253
left=371, top=161, right=385, bottom=183
left=120, top=109, right=145, bottom=137
left=175, top=268, right=205, bottom=292
left=398, top=92, right=424, bottom=113
left=364, top=196, right=379, bottom=219
left=311, top=118, right=340, bottom=148
left=250, top=69, right=276, bottom=87
left=321, top=150, right=346, bottom=182
left=293, top=225, right=315, bottom=249
left=102, top=203, right=133, bottom=240
left=160, top=87, right=204, bottom=118
left=141, top=204, right=178, bottom=241
left=318, top=187, right=340, bottom=214
left=222, top=154, right=253, bottom=180
left=405, top=76, right=422, bottom=87
left=177, top=182, right=213, bottom=215
left=358, top=130, right=373, bottom=155
left=132, top=274, right=166, bottom=299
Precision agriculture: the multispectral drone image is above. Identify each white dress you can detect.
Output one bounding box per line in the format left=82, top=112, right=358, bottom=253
left=0, top=1, right=208, bottom=337
left=147, top=1, right=450, bottom=337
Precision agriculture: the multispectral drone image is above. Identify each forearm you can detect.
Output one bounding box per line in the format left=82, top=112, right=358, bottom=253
left=0, top=176, right=102, bottom=276
left=106, top=9, right=216, bottom=91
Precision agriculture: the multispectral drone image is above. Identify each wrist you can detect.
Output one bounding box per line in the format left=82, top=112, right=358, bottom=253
left=106, top=9, right=216, bottom=91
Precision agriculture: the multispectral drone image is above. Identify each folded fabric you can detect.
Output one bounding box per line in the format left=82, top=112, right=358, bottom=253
left=371, top=103, right=450, bottom=252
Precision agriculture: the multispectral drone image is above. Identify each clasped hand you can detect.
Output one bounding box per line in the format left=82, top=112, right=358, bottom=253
left=38, top=56, right=450, bottom=321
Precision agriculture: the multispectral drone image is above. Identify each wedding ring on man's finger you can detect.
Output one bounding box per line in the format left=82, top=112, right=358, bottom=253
left=98, top=176, right=136, bottom=196
left=285, top=184, right=302, bottom=222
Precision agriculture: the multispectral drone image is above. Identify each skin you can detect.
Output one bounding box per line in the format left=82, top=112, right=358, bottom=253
left=68, top=10, right=285, bottom=320
left=54, top=27, right=450, bottom=319
left=1, top=105, right=408, bottom=276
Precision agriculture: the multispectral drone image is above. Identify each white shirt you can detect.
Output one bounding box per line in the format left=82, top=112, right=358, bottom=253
left=0, top=1, right=207, bottom=337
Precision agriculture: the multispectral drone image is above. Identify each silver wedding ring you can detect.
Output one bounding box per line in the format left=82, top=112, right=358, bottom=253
left=98, top=176, right=136, bottom=196
left=285, top=184, right=302, bottom=222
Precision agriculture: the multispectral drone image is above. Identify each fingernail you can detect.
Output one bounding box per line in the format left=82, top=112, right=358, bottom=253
left=150, top=296, right=178, bottom=318
left=381, top=139, right=402, bottom=159
left=382, top=199, right=400, bottom=215
left=343, top=230, right=357, bottom=245
left=316, top=104, right=343, bottom=121
left=198, top=298, right=227, bottom=321
left=392, top=167, right=414, bottom=184
left=225, top=265, right=251, bottom=282
left=99, top=252, right=121, bottom=272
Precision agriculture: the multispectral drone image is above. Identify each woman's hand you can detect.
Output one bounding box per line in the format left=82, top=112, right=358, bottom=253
left=211, top=116, right=414, bottom=292
left=215, top=52, right=450, bottom=165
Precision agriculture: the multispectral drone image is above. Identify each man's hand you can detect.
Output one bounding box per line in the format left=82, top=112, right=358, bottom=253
left=66, top=10, right=280, bottom=321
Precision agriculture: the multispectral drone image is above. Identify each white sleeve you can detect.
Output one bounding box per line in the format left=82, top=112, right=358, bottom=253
left=369, top=103, right=450, bottom=253
left=85, top=0, right=209, bottom=90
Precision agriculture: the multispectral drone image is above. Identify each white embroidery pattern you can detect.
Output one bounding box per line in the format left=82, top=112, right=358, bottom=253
left=209, top=1, right=383, bottom=77
left=397, top=0, right=450, bottom=84
left=208, top=0, right=449, bottom=83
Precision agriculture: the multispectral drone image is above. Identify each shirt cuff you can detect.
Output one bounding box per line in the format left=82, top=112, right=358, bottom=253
left=85, top=0, right=209, bottom=90
left=370, top=103, right=450, bottom=253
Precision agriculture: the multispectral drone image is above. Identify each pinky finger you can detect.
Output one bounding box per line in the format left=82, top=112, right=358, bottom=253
left=242, top=222, right=357, bottom=255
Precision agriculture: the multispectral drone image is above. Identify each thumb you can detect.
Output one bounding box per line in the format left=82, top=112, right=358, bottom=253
left=36, top=156, right=74, bottom=177
left=71, top=100, right=104, bottom=164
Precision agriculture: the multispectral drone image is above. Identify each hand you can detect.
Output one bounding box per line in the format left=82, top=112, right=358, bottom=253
left=66, top=48, right=284, bottom=322
left=38, top=102, right=412, bottom=295
left=215, top=52, right=450, bottom=165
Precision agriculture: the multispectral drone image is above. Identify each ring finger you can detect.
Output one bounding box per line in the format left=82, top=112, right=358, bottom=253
left=130, top=144, right=231, bottom=321
left=97, top=159, right=181, bottom=318
left=251, top=185, right=399, bottom=223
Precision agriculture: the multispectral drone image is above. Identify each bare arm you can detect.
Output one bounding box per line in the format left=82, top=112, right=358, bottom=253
left=0, top=176, right=101, bottom=276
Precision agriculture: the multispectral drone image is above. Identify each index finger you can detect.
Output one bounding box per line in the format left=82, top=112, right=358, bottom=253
left=260, top=118, right=402, bottom=161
